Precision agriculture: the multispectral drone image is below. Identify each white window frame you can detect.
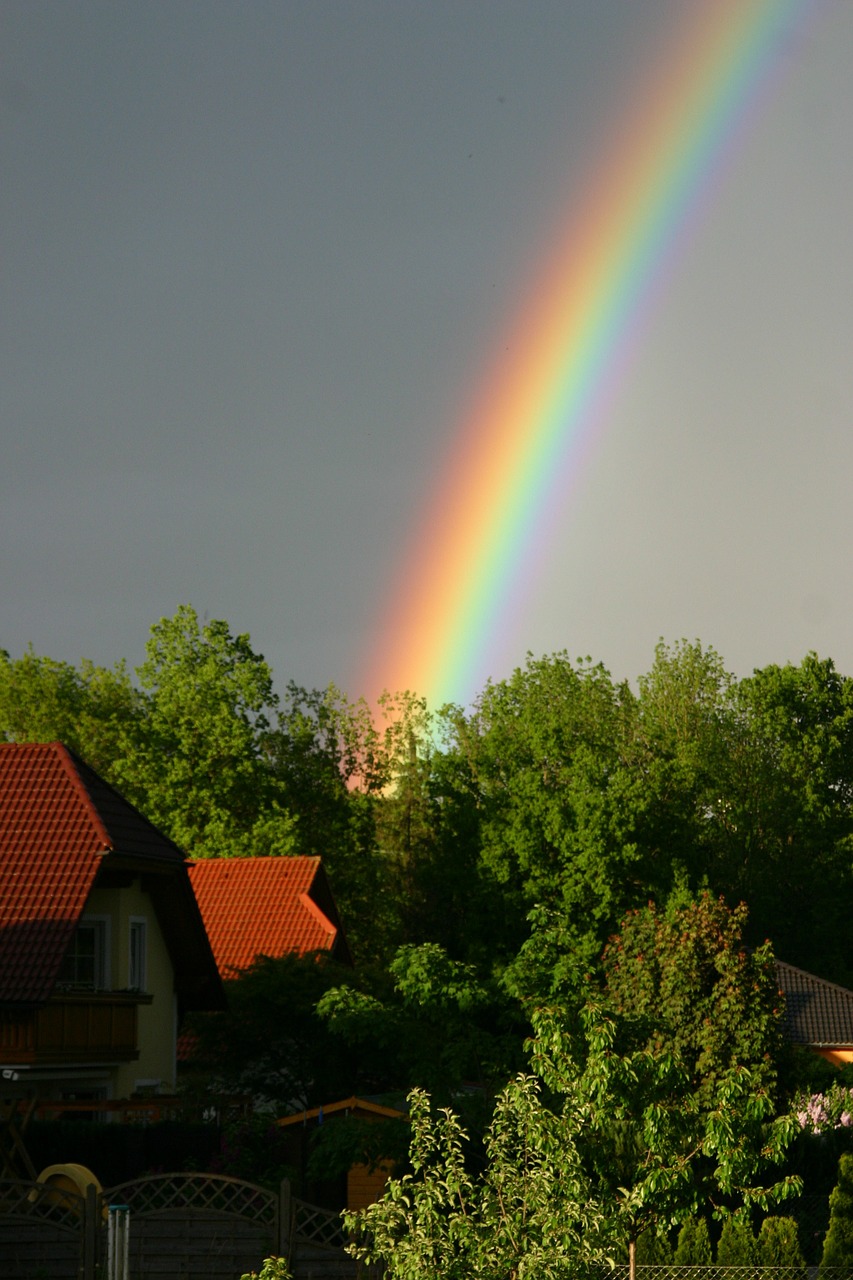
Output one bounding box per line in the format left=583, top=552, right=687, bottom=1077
left=128, top=916, right=148, bottom=992
left=58, top=915, right=111, bottom=991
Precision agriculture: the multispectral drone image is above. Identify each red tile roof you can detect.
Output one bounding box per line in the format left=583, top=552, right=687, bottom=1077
left=0, top=741, right=200, bottom=1006
left=187, top=855, right=351, bottom=976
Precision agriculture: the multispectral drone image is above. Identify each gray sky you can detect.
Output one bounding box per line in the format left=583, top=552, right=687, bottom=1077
left=2, top=0, right=852, bottom=708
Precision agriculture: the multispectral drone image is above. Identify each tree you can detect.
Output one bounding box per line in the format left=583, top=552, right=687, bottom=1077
left=601, top=891, right=784, bottom=1107
left=347, top=1002, right=801, bottom=1280
left=185, top=951, right=361, bottom=1112
left=674, top=1217, right=712, bottom=1264
left=318, top=941, right=525, bottom=1105
left=446, top=653, right=646, bottom=977
left=0, top=646, right=144, bottom=778
left=112, top=605, right=297, bottom=858
left=757, top=1216, right=806, bottom=1273
left=821, top=1153, right=853, bottom=1270
left=717, top=1214, right=757, bottom=1266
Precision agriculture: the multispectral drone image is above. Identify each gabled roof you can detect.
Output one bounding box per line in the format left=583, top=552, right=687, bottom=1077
left=0, top=741, right=222, bottom=1008
left=277, top=1096, right=407, bottom=1129
left=776, top=960, right=853, bottom=1048
left=188, top=855, right=352, bottom=976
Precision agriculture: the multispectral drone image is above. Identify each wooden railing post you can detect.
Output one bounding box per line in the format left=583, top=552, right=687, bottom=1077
left=279, top=1177, right=294, bottom=1264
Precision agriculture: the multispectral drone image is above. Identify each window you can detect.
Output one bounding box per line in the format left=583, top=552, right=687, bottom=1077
left=57, top=918, right=109, bottom=990
left=128, top=918, right=147, bottom=992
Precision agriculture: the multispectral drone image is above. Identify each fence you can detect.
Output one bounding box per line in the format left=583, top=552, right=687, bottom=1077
left=0, top=1172, right=360, bottom=1280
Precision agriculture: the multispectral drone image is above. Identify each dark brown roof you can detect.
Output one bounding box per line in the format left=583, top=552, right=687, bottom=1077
left=0, top=742, right=222, bottom=1009
left=776, top=960, right=853, bottom=1048
left=188, top=855, right=352, bottom=976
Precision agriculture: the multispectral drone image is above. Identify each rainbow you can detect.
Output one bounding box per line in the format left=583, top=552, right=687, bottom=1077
left=360, top=0, right=818, bottom=711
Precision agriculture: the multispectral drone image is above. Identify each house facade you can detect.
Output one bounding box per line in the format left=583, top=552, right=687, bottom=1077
left=0, top=742, right=223, bottom=1109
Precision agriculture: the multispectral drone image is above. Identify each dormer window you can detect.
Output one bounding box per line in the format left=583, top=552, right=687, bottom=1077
left=57, top=917, right=110, bottom=990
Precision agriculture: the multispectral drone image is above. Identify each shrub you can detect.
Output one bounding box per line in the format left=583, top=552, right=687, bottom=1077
left=635, top=1227, right=673, bottom=1264
left=757, top=1216, right=806, bottom=1276
left=717, top=1214, right=756, bottom=1266
left=239, top=1259, right=292, bottom=1280
left=674, top=1216, right=712, bottom=1264
left=821, top=1151, right=853, bottom=1270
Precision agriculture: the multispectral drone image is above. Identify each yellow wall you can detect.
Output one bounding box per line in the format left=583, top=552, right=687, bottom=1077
left=82, top=879, right=176, bottom=1095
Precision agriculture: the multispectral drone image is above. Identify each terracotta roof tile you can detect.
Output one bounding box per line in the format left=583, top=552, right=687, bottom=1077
left=776, top=960, right=853, bottom=1048
left=0, top=741, right=187, bottom=1004
left=188, top=856, right=350, bottom=976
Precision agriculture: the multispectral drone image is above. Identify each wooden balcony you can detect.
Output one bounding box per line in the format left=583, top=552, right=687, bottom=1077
left=0, top=991, right=153, bottom=1065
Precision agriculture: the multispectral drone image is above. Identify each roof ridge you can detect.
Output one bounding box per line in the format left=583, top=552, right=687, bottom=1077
left=298, top=889, right=336, bottom=937
left=52, top=742, right=114, bottom=852
left=776, top=958, right=853, bottom=1000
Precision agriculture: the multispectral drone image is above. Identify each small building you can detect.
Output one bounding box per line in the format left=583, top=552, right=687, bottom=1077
left=777, top=959, right=853, bottom=1067
left=188, top=855, right=352, bottom=977
left=277, top=1095, right=408, bottom=1212
left=0, top=742, right=223, bottom=1110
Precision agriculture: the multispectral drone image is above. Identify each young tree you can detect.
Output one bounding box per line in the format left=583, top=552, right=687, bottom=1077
left=821, top=1152, right=853, bottom=1270
left=346, top=1002, right=801, bottom=1280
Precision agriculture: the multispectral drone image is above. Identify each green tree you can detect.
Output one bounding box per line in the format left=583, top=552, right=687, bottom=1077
left=717, top=1214, right=757, bottom=1265
left=821, top=1153, right=853, bottom=1270
left=674, top=1217, right=713, bottom=1264
left=185, top=951, right=360, bottom=1111
left=112, top=605, right=297, bottom=858
left=347, top=1002, right=801, bottom=1280
left=447, top=653, right=645, bottom=977
left=0, top=647, right=144, bottom=777
left=319, top=941, right=525, bottom=1105
left=601, top=891, right=784, bottom=1107
left=757, top=1216, right=806, bottom=1274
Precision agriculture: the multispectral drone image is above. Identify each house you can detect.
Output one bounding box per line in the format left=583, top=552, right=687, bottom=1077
left=187, top=855, right=352, bottom=977
left=0, top=742, right=223, bottom=1110
left=777, top=959, right=853, bottom=1067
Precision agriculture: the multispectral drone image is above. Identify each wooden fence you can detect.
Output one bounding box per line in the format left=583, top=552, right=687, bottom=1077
left=0, top=1172, right=362, bottom=1280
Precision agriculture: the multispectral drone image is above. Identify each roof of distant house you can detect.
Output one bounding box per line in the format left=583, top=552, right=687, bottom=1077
left=187, top=855, right=352, bottom=976
left=776, top=959, right=853, bottom=1048
left=0, top=741, right=221, bottom=1008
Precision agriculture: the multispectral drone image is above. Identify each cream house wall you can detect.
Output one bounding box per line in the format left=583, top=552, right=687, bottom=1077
left=83, top=879, right=177, bottom=1094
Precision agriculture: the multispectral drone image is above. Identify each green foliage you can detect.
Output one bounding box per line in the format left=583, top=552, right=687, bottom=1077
left=185, top=951, right=361, bottom=1110
left=716, top=1214, right=757, bottom=1265
left=757, top=1216, right=806, bottom=1272
left=345, top=1081, right=612, bottom=1280
left=674, top=1216, right=713, bottom=1264
left=239, top=1258, right=293, bottom=1280
left=115, top=605, right=296, bottom=858
left=602, top=891, right=783, bottom=1107
left=821, top=1153, right=853, bottom=1269
left=318, top=941, right=525, bottom=1102
left=634, top=1227, right=673, bottom=1265
left=346, top=1001, right=802, bottom=1277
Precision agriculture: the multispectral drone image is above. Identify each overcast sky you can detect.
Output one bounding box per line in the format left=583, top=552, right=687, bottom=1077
left=2, top=1, right=852, bottom=709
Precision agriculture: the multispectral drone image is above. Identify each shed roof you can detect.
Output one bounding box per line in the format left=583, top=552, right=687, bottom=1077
left=188, top=855, right=352, bottom=976
left=776, top=959, right=853, bottom=1048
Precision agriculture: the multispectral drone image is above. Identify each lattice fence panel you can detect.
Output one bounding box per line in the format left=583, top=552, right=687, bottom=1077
left=0, top=1177, right=86, bottom=1280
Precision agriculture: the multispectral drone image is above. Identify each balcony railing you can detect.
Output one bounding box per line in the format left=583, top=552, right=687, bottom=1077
left=0, top=991, right=152, bottom=1064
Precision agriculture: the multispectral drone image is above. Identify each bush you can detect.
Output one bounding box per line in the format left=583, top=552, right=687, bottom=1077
left=674, top=1217, right=712, bottom=1264
left=635, top=1227, right=674, bottom=1264
left=717, top=1214, right=756, bottom=1266
left=821, top=1151, right=853, bottom=1270
left=239, top=1260, right=292, bottom=1280
left=757, top=1216, right=806, bottom=1275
